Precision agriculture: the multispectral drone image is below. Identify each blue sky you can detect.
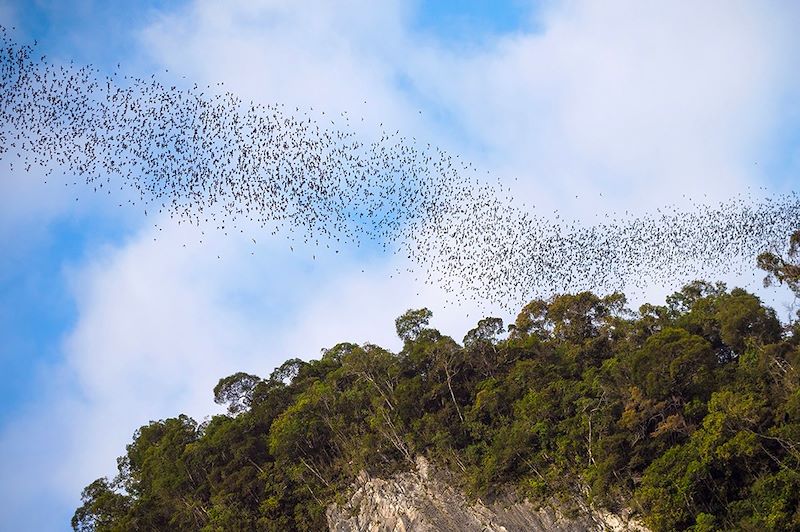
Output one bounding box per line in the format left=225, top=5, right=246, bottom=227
left=413, top=0, right=541, bottom=42
left=0, top=0, right=539, bottom=420
left=2, top=1, right=800, bottom=530
left=0, top=0, right=512, bottom=419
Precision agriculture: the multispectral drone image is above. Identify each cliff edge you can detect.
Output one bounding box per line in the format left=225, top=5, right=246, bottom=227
left=327, top=457, right=648, bottom=532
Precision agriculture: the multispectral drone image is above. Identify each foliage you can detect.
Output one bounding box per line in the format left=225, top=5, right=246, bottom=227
left=74, top=234, right=800, bottom=531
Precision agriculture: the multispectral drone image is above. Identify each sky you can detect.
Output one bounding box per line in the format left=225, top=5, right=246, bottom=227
left=1, top=1, right=800, bottom=529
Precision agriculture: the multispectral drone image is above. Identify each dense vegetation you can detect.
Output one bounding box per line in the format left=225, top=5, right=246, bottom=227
left=74, top=233, right=800, bottom=531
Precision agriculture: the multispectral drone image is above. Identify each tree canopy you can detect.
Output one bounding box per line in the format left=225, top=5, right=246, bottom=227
left=74, top=233, right=800, bottom=531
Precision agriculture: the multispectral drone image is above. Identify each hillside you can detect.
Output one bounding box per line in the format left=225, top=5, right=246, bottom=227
left=73, top=233, right=800, bottom=531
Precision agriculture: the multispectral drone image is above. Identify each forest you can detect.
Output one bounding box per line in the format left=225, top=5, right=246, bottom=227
left=73, top=232, right=800, bottom=531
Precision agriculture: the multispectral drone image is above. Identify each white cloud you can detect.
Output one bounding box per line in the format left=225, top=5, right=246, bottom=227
left=137, top=0, right=800, bottom=213
left=138, top=0, right=418, bottom=135
left=0, top=214, right=487, bottom=529
left=412, top=0, right=800, bottom=216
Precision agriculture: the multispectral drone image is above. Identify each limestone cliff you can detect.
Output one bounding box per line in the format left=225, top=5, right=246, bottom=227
left=327, top=457, right=648, bottom=532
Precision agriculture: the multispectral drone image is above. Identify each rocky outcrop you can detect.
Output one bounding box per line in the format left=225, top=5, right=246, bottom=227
left=327, top=457, right=648, bottom=532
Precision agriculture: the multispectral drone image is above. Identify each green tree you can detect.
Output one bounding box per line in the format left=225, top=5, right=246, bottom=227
left=74, top=236, right=800, bottom=531
left=213, top=372, right=262, bottom=414
left=758, top=230, right=800, bottom=297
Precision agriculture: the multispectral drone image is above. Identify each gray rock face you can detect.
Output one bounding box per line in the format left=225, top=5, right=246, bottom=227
left=327, top=457, right=648, bottom=532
